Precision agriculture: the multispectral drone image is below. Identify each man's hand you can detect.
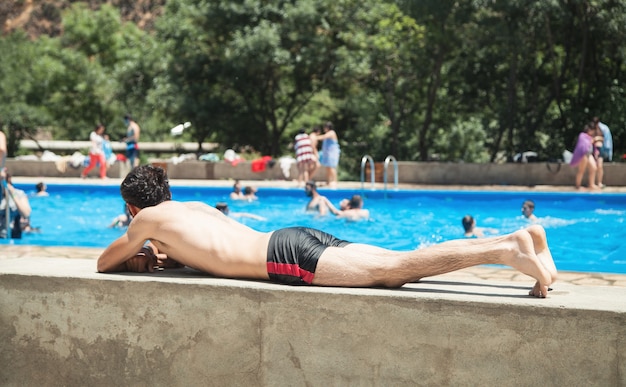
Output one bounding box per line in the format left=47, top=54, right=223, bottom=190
left=119, top=245, right=183, bottom=273
left=124, top=250, right=156, bottom=273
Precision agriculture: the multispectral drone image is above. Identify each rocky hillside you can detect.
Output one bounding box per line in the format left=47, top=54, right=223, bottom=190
left=1, top=0, right=166, bottom=37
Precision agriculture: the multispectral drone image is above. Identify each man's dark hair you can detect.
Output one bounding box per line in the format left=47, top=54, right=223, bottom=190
left=349, top=195, right=363, bottom=209
left=461, top=215, right=474, bottom=232
left=120, top=165, right=171, bottom=209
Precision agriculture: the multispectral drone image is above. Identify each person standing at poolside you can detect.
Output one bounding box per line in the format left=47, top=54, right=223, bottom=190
left=123, top=114, right=141, bottom=168
left=593, top=117, right=613, bottom=188
left=569, top=122, right=599, bottom=190
left=102, top=134, right=114, bottom=167
left=318, top=121, right=341, bottom=188
left=0, top=130, right=6, bottom=168
left=294, top=128, right=316, bottom=186
left=97, top=165, right=558, bottom=298
left=309, top=126, right=322, bottom=178
left=81, top=124, right=107, bottom=179
left=0, top=130, right=6, bottom=233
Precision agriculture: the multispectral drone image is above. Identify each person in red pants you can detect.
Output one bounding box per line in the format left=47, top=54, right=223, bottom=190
left=81, top=124, right=107, bottom=179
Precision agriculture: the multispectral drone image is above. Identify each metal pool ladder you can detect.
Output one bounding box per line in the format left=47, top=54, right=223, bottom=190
left=360, top=155, right=398, bottom=197
left=360, top=155, right=375, bottom=192
left=383, top=155, right=398, bottom=197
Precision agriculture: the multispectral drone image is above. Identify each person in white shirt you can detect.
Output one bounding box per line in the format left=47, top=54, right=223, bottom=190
left=81, top=124, right=107, bottom=179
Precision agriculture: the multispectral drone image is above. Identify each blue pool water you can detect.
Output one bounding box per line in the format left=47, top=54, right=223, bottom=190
left=2, top=184, right=626, bottom=275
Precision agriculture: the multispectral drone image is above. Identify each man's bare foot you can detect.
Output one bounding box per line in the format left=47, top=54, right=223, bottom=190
left=525, top=225, right=558, bottom=298
left=503, top=230, right=552, bottom=298
left=525, top=225, right=558, bottom=283
left=529, top=281, right=547, bottom=298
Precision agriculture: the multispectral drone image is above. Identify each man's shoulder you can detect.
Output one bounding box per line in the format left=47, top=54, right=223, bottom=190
left=141, top=200, right=197, bottom=213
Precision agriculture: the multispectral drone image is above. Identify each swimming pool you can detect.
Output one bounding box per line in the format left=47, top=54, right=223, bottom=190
left=3, top=183, right=626, bottom=275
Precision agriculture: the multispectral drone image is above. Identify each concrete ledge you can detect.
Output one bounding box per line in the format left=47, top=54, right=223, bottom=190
left=0, top=257, right=624, bottom=386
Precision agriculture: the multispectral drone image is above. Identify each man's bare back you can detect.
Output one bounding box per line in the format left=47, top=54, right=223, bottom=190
left=98, top=201, right=271, bottom=280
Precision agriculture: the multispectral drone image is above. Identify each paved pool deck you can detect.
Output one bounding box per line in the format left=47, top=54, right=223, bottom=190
left=5, top=176, right=626, bottom=289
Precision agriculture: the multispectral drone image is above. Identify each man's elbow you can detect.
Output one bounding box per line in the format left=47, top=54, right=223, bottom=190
left=96, top=261, right=107, bottom=273
left=97, top=260, right=114, bottom=273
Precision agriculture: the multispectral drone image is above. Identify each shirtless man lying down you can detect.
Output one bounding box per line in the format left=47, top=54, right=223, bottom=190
left=97, top=165, right=558, bottom=298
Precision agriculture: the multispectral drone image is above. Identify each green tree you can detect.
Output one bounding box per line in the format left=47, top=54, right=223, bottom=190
left=0, top=32, right=51, bottom=156
left=158, top=0, right=371, bottom=156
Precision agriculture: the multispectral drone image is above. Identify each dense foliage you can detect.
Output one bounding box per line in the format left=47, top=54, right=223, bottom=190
left=1, top=0, right=624, bottom=177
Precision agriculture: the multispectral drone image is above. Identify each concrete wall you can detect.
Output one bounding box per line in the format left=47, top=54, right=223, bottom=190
left=5, top=159, right=131, bottom=179
left=394, top=161, right=626, bottom=186
left=0, top=258, right=624, bottom=386
left=5, top=158, right=626, bottom=186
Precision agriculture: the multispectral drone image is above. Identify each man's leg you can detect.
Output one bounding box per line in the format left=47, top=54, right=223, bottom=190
left=313, top=226, right=554, bottom=297
left=525, top=225, right=557, bottom=297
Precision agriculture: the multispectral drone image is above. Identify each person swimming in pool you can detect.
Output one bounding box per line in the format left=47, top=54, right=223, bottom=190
left=97, top=165, right=558, bottom=298
left=304, top=180, right=331, bottom=215
left=461, top=215, right=498, bottom=238
left=521, top=200, right=538, bottom=221
left=323, top=195, right=370, bottom=221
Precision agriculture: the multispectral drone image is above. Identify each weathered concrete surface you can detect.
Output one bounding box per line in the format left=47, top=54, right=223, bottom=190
left=0, top=257, right=624, bottom=386
left=6, top=158, right=626, bottom=186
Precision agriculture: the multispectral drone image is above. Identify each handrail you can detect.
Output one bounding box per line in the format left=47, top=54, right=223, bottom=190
left=383, top=155, right=398, bottom=197
left=360, top=155, right=375, bottom=192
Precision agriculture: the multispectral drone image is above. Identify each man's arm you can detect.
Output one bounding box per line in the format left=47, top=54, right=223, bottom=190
left=321, top=197, right=341, bottom=216
left=97, top=221, right=154, bottom=273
